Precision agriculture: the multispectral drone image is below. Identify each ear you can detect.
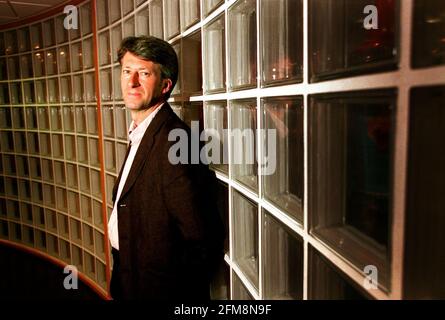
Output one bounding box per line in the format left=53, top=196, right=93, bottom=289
left=161, top=78, right=173, bottom=95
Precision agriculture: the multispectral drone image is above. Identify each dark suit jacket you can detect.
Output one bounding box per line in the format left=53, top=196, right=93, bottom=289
left=110, top=104, right=225, bottom=300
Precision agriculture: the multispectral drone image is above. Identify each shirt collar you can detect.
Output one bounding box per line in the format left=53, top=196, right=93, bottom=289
left=128, top=103, right=164, bottom=146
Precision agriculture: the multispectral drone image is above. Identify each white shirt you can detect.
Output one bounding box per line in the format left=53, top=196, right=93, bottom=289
left=108, top=104, right=164, bottom=250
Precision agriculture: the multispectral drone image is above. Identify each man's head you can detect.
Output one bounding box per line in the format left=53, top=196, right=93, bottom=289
left=118, top=36, right=178, bottom=111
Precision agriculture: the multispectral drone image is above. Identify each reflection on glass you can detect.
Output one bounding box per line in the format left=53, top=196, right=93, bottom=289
left=30, top=24, right=43, bottom=50
left=165, top=0, right=180, bottom=39
left=262, top=97, right=303, bottom=221
left=204, top=101, right=228, bottom=174
left=232, top=189, right=258, bottom=290
left=203, top=15, right=225, bottom=93
left=58, top=46, right=70, bottom=74
left=228, top=0, right=257, bottom=90
left=149, top=0, right=163, bottom=39
left=263, top=211, right=303, bottom=299
left=34, top=51, right=45, bottom=77
left=309, top=245, right=368, bottom=299
left=260, top=0, right=303, bottom=86
left=310, top=0, right=398, bottom=82
left=412, top=0, right=445, bottom=68
left=230, top=99, right=258, bottom=192
left=309, top=90, right=395, bottom=289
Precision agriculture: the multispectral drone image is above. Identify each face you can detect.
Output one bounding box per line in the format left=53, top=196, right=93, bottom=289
left=120, top=52, right=172, bottom=111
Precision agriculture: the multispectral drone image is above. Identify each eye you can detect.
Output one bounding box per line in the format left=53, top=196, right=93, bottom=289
left=122, top=69, right=131, bottom=75
left=139, top=71, right=150, bottom=77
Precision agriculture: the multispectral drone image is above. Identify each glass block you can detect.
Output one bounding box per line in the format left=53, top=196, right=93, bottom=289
left=0, top=131, right=14, bottom=152
left=43, top=183, right=56, bottom=208
left=57, top=213, right=69, bottom=238
left=111, top=25, right=123, bottom=63
left=104, top=140, right=116, bottom=172
left=25, top=106, right=38, bottom=129
left=115, top=105, right=128, bottom=139
left=123, top=15, right=135, bottom=38
left=14, top=131, right=27, bottom=153
left=93, top=199, right=103, bottom=228
left=228, top=0, right=257, bottom=90
left=84, top=72, right=96, bottom=102
left=33, top=51, right=45, bottom=77
left=116, top=142, right=128, bottom=170
left=102, top=105, right=115, bottom=138
left=30, top=23, right=43, bottom=50
left=0, top=85, right=10, bottom=105
left=71, top=41, right=83, bottom=72
left=72, top=244, right=83, bottom=271
left=110, top=0, right=122, bottom=23
left=0, top=59, right=7, bottom=81
left=182, top=102, right=203, bottom=129
left=97, top=0, right=109, bottom=29
left=41, top=159, right=53, bottom=182
left=232, top=189, right=259, bottom=290
left=81, top=195, right=92, bottom=222
left=52, top=134, right=64, bottom=159
left=50, top=106, right=62, bottom=131
left=23, top=82, right=35, bottom=105
left=262, top=96, right=304, bottom=221
left=83, top=223, right=95, bottom=252
left=135, top=6, right=149, bottom=36
left=21, top=203, right=33, bottom=224
left=73, top=75, right=84, bottom=102
left=10, top=222, right=22, bottom=242
left=87, top=106, right=98, bottom=135
left=204, top=101, right=228, bottom=173
left=18, top=179, right=31, bottom=201
left=85, top=251, right=96, bottom=279
left=12, top=107, right=25, bottom=129
left=68, top=191, right=80, bottom=217
left=58, top=46, right=70, bottom=74
left=31, top=182, right=43, bottom=203
left=35, top=229, right=47, bottom=250
left=37, top=107, right=49, bottom=130
left=35, top=81, right=47, bottom=104
left=412, top=0, right=445, bottom=68
left=60, top=77, right=72, bottom=103
left=95, top=231, right=106, bottom=261
left=17, top=27, right=30, bottom=52
left=25, top=130, right=38, bottom=155
left=182, top=31, right=203, bottom=95
left=215, top=181, right=229, bottom=254
left=55, top=15, right=69, bottom=44
left=46, top=209, right=58, bottom=233
left=90, top=169, right=102, bottom=198
left=99, top=31, right=111, bottom=66
left=260, top=0, right=302, bottom=86
left=81, top=2, right=92, bottom=35
left=7, top=56, right=20, bottom=80
left=180, top=0, right=200, bottom=30
left=77, top=137, right=89, bottom=164
left=203, top=0, right=224, bottom=17
left=113, top=65, right=123, bottom=100
left=47, top=78, right=59, bottom=103
left=63, top=106, right=75, bottom=132
left=20, top=54, right=33, bottom=78
left=3, top=154, right=16, bottom=175
left=54, top=160, right=66, bottom=186
left=83, top=37, right=94, bottom=69
left=309, top=0, right=398, bottom=82
left=106, top=174, right=115, bottom=206
left=309, top=245, right=369, bottom=299
left=262, top=211, right=303, bottom=299
left=65, top=135, right=76, bottom=161
left=100, top=69, right=112, bottom=101
left=69, top=14, right=81, bottom=41
left=203, top=15, right=226, bottom=93
left=404, top=86, right=445, bottom=299
left=66, top=163, right=78, bottom=189
left=6, top=198, right=20, bottom=218
left=70, top=218, right=82, bottom=245
left=149, top=0, right=163, bottom=38
left=232, top=271, right=253, bottom=300
left=309, top=90, right=395, bottom=290
left=0, top=33, right=4, bottom=55
left=17, top=155, right=30, bottom=177
left=171, top=41, right=181, bottom=96
left=45, top=50, right=57, bottom=76
left=79, top=166, right=90, bottom=193
left=89, top=138, right=100, bottom=168
left=4, top=30, right=17, bottom=55
left=0, top=220, right=8, bottom=239
left=97, top=259, right=107, bottom=289
left=39, top=133, right=52, bottom=156
left=59, top=239, right=71, bottom=262
left=42, top=19, right=55, bottom=48
left=210, top=259, right=230, bottom=300
left=230, top=99, right=258, bottom=192
left=56, top=187, right=68, bottom=212
left=170, top=102, right=183, bottom=119
left=164, top=0, right=180, bottom=39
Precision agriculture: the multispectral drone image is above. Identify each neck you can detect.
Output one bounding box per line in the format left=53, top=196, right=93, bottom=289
left=130, top=102, right=163, bottom=126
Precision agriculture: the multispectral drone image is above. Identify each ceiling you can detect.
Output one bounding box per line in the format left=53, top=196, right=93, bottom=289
left=0, top=0, right=72, bottom=26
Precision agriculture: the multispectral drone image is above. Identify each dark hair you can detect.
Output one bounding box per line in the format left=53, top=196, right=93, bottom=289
left=117, top=36, right=178, bottom=100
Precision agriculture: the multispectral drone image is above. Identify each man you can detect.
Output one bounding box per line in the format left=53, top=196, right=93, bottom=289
left=108, top=36, right=224, bottom=300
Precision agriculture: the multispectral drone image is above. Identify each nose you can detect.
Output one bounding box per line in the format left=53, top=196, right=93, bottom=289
left=128, top=72, right=140, bottom=88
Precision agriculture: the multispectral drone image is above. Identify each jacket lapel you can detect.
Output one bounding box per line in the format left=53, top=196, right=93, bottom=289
left=112, top=142, right=131, bottom=203
left=118, top=104, right=174, bottom=202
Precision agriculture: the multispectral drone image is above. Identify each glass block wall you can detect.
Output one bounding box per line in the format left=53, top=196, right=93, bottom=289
left=0, top=0, right=444, bottom=300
